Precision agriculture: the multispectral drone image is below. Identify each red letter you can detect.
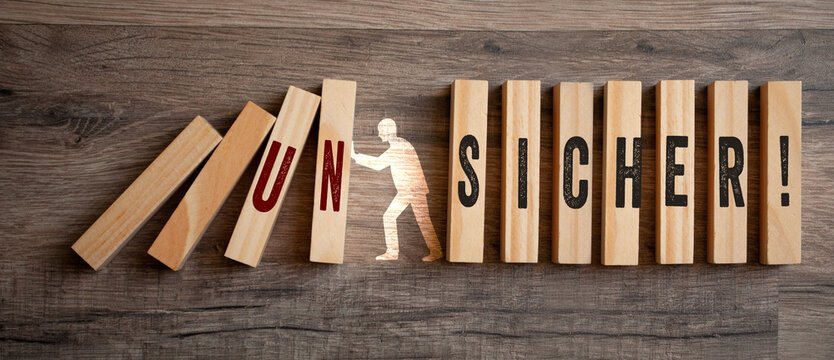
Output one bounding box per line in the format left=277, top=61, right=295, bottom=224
left=320, top=140, right=345, bottom=211
left=252, top=141, right=296, bottom=213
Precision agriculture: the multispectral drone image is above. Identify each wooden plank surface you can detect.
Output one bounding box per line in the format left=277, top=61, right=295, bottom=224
left=1, top=25, right=833, bottom=358
left=310, top=79, right=356, bottom=264
left=447, top=80, right=488, bottom=263
left=225, top=87, right=320, bottom=267
left=72, top=116, right=221, bottom=270
left=1, top=1, right=833, bottom=30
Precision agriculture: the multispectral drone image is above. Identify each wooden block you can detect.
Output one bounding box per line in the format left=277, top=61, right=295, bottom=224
left=553, top=82, right=593, bottom=264
left=447, top=79, right=488, bottom=263
left=309, top=80, right=356, bottom=264
left=72, top=117, right=222, bottom=270
left=761, top=81, right=802, bottom=264
left=655, top=80, right=695, bottom=264
left=225, top=87, right=321, bottom=267
left=148, top=101, right=277, bottom=270
left=708, top=81, right=748, bottom=264
left=602, top=81, right=642, bottom=266
left=501, top=80, right=540, bottom=263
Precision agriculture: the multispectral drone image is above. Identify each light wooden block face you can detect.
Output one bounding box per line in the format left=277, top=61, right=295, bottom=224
left=602, top=81, right=642, bottom=266
left=72, top=116, right=222, bottom=270
left=655, top=80, right=695, bottom=264
left=225, top=87, right=321, bottom=267
left=708, top=81, right=748, bottom=264
left=309, top=79, right=356, bottom=264
left=761, top=81, right=802, bottom=264
left=447, top=79, right=488, bottom=263
left=147, top=102, right=276, bottom=271
left=501, top=80, right=541, bottom=263
left=553, top=82, right=593, bottom=264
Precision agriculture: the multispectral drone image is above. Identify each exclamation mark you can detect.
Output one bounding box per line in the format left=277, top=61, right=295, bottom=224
left=780, top=136, right=790, bottom=207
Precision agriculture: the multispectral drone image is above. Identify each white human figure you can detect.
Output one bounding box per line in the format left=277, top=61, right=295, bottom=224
left=351, top=118, right=443, bottom=261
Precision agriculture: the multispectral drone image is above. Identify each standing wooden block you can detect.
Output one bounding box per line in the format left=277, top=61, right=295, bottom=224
left=148, top=102, right=276, bottom=270
left=553, top=82, right=593, bottom=264
left=501, top=80, right=540, bottom=263
left=447, top=79, right=488, bottom=263
left=655, top=80, right=695, bottom=264
left=72, top=117, right=222, bottom=270
left=602, top=81, right=642, bottom=266
left=761, top=81, right=802, bottom=264
left=225, top=87, right=321, bottom=267
left=309, top=80, right=356, bottom=264
left=708, top=81, right=748, bottom=264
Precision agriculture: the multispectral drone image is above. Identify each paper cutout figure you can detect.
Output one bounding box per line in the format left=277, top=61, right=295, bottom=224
left=352, top=118, right=443, bottom=261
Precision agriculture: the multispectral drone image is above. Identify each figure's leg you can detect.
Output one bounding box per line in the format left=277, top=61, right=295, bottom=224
left=410, top=195, right=443, bottom=261
left=378, top=194, right=408, bottom=260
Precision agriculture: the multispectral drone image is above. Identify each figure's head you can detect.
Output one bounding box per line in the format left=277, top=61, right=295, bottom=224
left=377, top=118, right=397, bottom=142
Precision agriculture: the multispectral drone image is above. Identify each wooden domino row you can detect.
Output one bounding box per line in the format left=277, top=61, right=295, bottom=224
left=448, top=80, right=801, bottom=265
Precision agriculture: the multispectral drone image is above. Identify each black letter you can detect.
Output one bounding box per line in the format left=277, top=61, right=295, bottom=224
left=665, top=136, right=688, bottom=207
left=458, top=134, right=479, bottom=207
left=718, top=136, right=745, bottom=207
left=616, top=137, right=641, bottom=208
left=564, top=136, right=589, bottom=209
left=518, top=138, right=528, bottom=209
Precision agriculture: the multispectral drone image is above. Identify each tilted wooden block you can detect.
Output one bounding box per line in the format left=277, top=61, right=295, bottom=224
left=761, top=81, right=802, bottom=264
left=501, top=80, right=541, bottom=263
left=602, top=81, right=642, bottom=266
left=708, top=81, right=748, bottom=264
left=447, top=79, right=488, bottom=263
left=655, top=80, right=695, bottom=264
left=225, top=87, right=320, bottom=267
left=553, top=82, right=593, bottom=264
left=309, top=79, right=356, bottom=264
left=148, top=102, right=277, bottom=270
left=72, top=117, right=222, bottom=270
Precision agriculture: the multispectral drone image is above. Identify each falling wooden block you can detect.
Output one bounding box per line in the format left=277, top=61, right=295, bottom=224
left=309, top=80, right=356, bottom=264
left=148, top=101, right=277, bottom=270
left=761, top=81, right=802, bottom=265
left=225, top=87, right=321, bottom=267
left=655, top=80, right=695, bottom=264
left=447, top=79, right=488, bottom=263
left=72, top=117, right=222, bottom=270
left=602, top=81, right=642, bottom=266
left=501, top=80, right=540, bottom=263
left=708, top=81, right=748, bottom=264
left=553, top=82, right=593, bottom=264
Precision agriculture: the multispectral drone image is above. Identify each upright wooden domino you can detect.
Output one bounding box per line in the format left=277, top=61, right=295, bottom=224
left=309, top=80, right=356, bottom=264
left=447, top=79, right=488, bottom=263
left=72, top=117, right=222, bottom=270
left=148, top=102, right=276, bottom=270
left=655, top=80, right=695, bottom=264
left=602, top=81, right=642, bottom=266
left=708, top=81, right=748, bottom=264
left=225, top=87, right=320, bottom=267
left=554, top=82, right=593, bottom=264
left=761, top=81, right=802, bottom=264
left=501, top=80, right=541, bottom=263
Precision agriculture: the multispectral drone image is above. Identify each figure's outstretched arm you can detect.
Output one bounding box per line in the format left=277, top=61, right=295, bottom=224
left=351, top=144, right=390, bottom=171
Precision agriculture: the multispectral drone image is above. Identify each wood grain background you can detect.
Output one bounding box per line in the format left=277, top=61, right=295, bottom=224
left=1, top=2, right=832, bottom=358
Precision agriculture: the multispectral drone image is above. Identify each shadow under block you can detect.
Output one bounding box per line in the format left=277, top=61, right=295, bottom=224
left=309, top=80, right=356, bottom=264
left=554, top=82, right=593, bottom=264
left=708, top=81, right=748, bottom=264
left=72, top=117, right=222, bottom=270
left=225, top=87, right=321, bottom=267
left=655, top=80, right=695, bottom=264
left=501, top=80, right=540, bottom=263
left=602, top=81, right=642, bottom=266
left=761, top=81, right=802, bottom=264
left=148, top=102, right=277, bottom=270
left=447, top=80, right=488, bottom=263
